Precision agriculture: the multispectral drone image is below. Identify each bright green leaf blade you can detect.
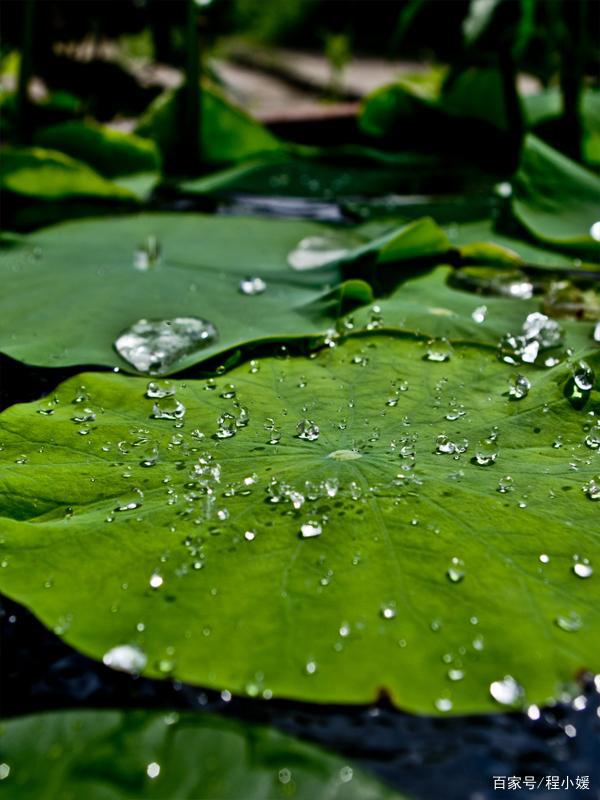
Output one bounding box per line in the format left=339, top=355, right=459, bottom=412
left=33, top=121, right=161, bottom=179
left=0, top=147, right=139, bottom=202
left=0, top=335, right=598, bottom=714
left=512, top=135, right=600, bottom=253
left=0, top=709, right=402, bottom=800
left=0, top=213, right=446, bottom=373
left=136, top=84, right=281, bottom=166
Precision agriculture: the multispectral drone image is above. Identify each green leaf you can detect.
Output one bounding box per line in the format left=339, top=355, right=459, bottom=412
left=0, top=331, right=597, bottom=714
left=522, top=89, right=600, bottom=168
left=447, top=220, right=599, bottom=271
left=462, top=0, right=503, bottom=45
left=512, top=135, right=600, bottom=254
left=351, top=265, right=596, bottom=352
left=0, top=147, right=139, bottom=202
left=0, top=213, right=447, bottom=373
left=359, top=69, right=445, bottom=139
left=441, top=68, right=510, bottom=132
left=136, top=84, right=281, bottom=166
left=33, top=121, right=161, bottom=179
left=176, top=148, right=447, bottom=200
left=0, top=710, right=402, bottom=799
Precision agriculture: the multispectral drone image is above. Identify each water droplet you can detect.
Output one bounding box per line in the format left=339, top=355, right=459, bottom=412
left=149, top=573, right=164, bottom=589
left=471, top=440, right=497, bottom=466
left=216, top=412, right=237, bottom=439
left=239, top=276, right=267, bottom=295
left=448, top=668, right=465, bottom=681
left=278, top=768, right=292, bottom=784
left=152, top=397, right=186, bottom=420
left=435, top=697, right=453, bottom=712
left=71, top=408, right=96, bottom=423
left=498, top=312, right=563, bottom=366
left=102, top=644, right=147, bottom=674
left=497, top=475, right=513, bottom=493
left=146, top=380, right=175, bottom=398
left=244, top=530, right=256, bottom=541
left=555, top=611, right=582, bottom=632
left=447, top=557, right=465, bottom=583
left=220, top=384, right=236, bottom=399
left=489, top=675, right=524, bottom=706
left=133, top=236, right=161, bottom=271
left=287, top=234, right=350, bottom=270
left=424, top=339, right=452, bottom=362
left=115, top=317, right=218, bottom=374
left=471, top=305, right=488, bottom=323
left=339, top=766, right=353, bottom=783
left=297, top=419, right=320, bottom=441
left=146, top=762, right=161, bottom=779
left=572, top=557, right=593, bottom=578
left=508, top=374, right=530, bottom=400
left=327, top=449, right=361, bottom=461
left=300, top=521, right=322, bottom=539
left=583, top=478, right=600, bottom=500
left=380, top=603, right=396, bottom=620
left=0, top=764, right=9, bottom=781
left=573, top=361, right=595, bottom=392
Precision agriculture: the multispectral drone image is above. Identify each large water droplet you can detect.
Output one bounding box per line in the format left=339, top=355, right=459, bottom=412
left=115, top=317, right=218, bottom=374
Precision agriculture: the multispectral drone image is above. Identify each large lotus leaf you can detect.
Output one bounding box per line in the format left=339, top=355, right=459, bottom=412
left=0, top=147, right=138, bottom=202
left=512, top=136, right=600, bottom=253
left=0, top=710, right=400, bottom=800
left=0, top=333, right=598, bottom=714
left=0, top=213, right=447, bottom=373
left=135, top=84, right=281, bottom=166
left=33, top=121, right=161, bottom=179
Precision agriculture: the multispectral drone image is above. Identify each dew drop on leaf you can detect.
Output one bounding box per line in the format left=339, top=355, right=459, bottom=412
left=102, top=644, right=147, bottom=674
left=555, top=611, right=582, bottom=632
left=489, top=675, right=524, bottom=706
left=447, top=557, right=465, bottom=583
left=239, top=277, right=267, bottom=296
left=287, top=234, right=349, bottom=270
left=300, top=521, right=322, bottom=539
left=297, top=419, right=320, bottom=441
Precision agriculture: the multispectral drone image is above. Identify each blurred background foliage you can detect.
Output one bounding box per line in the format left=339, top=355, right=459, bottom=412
left=0, top=0, right=598, bottom=229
